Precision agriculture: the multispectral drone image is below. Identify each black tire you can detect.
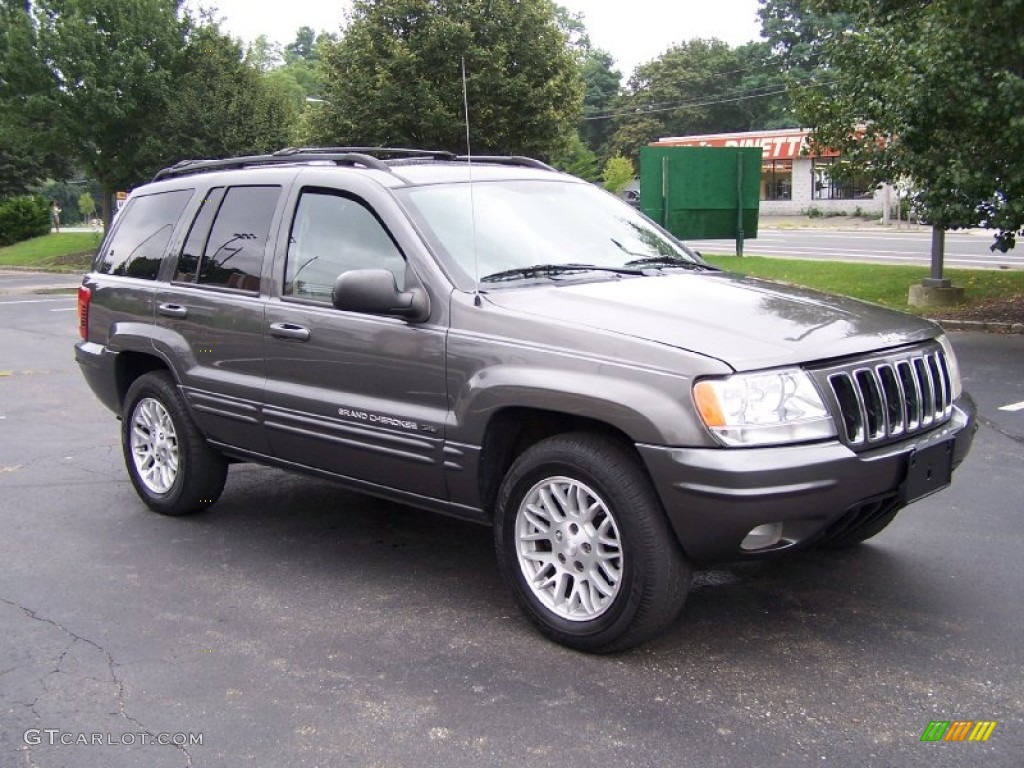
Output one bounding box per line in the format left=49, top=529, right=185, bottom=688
left=494, top=432, right=692, bottom=653
left=121, top=371, right=227, bottom=516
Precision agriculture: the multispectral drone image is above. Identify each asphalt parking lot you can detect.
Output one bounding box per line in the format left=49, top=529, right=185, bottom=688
left=1, top=279, right=1022, bottom=767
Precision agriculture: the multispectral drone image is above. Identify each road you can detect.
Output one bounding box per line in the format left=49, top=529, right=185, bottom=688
left=687, top=228, right=1024, bottom=270
left=1, top=277, right=1022, bottom=767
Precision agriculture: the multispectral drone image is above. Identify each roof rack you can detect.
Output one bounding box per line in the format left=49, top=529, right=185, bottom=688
left=152, top=147, right=556, bottom=181
left=152, top=150, right=399, bottom=181
left=453, top=155, right=556, bottom=172
left=281, top=146, right=458, bottom=161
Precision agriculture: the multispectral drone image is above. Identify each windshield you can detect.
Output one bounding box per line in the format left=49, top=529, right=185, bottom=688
left=396, top=179, right=705, bottom=288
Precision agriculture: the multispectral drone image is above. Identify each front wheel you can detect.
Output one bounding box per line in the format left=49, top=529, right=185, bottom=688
left=121, top=371, right=227, bottom=516
left=494, top=433, right=691, bottom=653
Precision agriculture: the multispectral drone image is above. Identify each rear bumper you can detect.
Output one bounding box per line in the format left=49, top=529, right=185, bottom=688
left=638, top=394, right=977, bottom=564
left=75, top=340, right=121, bottom=415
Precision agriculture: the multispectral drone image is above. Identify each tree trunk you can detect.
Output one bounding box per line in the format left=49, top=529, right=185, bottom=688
left=101, top=187, right=113, bottom=232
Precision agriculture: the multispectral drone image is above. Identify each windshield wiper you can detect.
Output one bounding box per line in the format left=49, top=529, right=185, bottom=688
left=622, top=256, right=715, bottom=271
left=480, top=263, right=647, bottom=283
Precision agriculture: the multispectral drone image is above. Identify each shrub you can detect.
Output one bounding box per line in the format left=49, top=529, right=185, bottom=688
left=806, top=206, right=823, bottom=218
left=602, top=154, right=635, bottom=194
left=0, top=195, right=51, bottom=246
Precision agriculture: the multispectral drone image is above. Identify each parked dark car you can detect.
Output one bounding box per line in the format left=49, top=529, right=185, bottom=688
left=76, top=148, right=976, bottom=652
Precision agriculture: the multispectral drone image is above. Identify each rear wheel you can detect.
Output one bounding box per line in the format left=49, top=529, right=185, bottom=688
left=494, top=433, right=691, bottom=653
left=122, top=372, right=227, bottom=516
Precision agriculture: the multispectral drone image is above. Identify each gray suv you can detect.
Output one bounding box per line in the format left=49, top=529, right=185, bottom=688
left=75, top=148, right=977, bottom=652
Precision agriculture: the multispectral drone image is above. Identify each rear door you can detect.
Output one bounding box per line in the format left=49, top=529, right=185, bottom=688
left=262, top=182, right=448, bottom=501
left=154, top=184, right=285, bottom=455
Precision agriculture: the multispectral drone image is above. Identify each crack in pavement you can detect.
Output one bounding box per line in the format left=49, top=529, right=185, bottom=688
left=979, top=414, right=1024, bottom=447
left=0, top=597, right=193, bottom=768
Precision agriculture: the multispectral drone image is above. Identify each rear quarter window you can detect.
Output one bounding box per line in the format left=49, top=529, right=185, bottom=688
left=97, top=189, right=194, bottom=279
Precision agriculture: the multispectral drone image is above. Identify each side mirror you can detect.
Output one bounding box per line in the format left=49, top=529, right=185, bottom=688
left=331, top=269, right=429, bottom=322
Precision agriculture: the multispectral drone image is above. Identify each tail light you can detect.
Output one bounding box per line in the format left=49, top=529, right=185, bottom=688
left=77, top=285, right=91, bottom=340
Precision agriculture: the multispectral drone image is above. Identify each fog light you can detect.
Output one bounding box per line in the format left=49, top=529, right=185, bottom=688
left=740, top=523, right=784, bottom=551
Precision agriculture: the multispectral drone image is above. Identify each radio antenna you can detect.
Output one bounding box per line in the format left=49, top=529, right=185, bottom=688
left=461, top=57, right=482, bottom=306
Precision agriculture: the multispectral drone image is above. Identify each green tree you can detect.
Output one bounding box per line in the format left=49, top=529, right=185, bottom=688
left=310, top=0, right=583, bottom=158
left=579, top=49, right=622, bottom=157
left=3, top=0, right=188, bottom=222
left=0, top=1, right=70, bottom=195
left=285, top=25, right=318, bottom=63
left=602, top=154, right=634, bottom=193
left=757, top=0, right=852, bottom=74
left=733, top=41, right=797, bottom=130
left=265, top=27, right=332, bottom=124
left=245, top=34, right=284, bottom=73
left=551, top=134, right=600, bottom=182
left=791, top=0, right=1024, bottom=251
left=78, top=191, right=97, bottom=220
left=0, top=2, right=296, bottom=224
left=164, top=26, right=295, bottom=161
left=605, top=39, right=789, bottom=160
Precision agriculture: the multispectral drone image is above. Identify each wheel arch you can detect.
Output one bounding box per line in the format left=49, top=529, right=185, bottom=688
left=477, top=407, right=643, bottom=521
left=114, top=351, right=174, bottom=416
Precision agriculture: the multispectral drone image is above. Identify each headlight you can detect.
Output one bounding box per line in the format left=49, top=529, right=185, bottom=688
left=693, top=369, right=836, bottom=447
left=936, top=334, right=963, bottom=400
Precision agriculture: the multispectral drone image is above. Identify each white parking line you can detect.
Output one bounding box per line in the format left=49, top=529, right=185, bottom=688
left=50, top=307, right=77, bottom=312
left=998, top=401, right=1024, bottom=412
left=0, top=297, right=76, bottom=305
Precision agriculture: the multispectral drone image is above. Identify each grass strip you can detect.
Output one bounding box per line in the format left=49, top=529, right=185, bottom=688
left=0, top=232, right=101, bottom=272
left=703, top=255, right=1024, bottom=314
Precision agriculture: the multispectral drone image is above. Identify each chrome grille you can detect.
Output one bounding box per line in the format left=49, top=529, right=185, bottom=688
left=828, top=349, right=953, bottom=447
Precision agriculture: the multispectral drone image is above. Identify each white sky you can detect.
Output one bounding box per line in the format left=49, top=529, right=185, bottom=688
left=196, top=0, right=764, bottom=76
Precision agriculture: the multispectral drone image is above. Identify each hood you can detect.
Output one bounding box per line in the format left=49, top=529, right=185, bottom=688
left=482, top=271, right=939, bottom=371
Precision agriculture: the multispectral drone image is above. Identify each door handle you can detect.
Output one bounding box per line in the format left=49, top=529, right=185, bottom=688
left=158, top=303, right=188, bottom=319
left=269, top=322, right=311, bottom=341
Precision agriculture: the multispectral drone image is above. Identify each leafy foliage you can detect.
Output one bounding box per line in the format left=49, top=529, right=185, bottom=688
left=0, top=2, right=70, bottom=194
left=285, top=26, right=319, bottom=63
left=0, top=1, right=296, bottom=222
left=602, top=154, right=634, bottom=193
left=266, top=26, right=334, bottom=127
left=579, top=49, right=622, bottom=158
left=309, top=0, right=583, bottom=157
left=78, top=191, right=97, bottom=220
left=0, top=195, right=50, bottom=246
left=605, top=39, right=792, bottom=160
left=551, top=134, right=600, bottom=182
left=37, top=180, right=101, bottom=226
left=164, top=26, right=296, bottom=162
left=757, top=0, right=852, bottom=74
left=788, top=0, right=1024, bottom=250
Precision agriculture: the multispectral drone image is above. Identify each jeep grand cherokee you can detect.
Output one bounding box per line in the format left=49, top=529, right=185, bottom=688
left=75, top=148, right=976, bottom=652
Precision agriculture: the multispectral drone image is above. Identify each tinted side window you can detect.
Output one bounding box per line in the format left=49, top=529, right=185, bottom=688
left=98, top=189, right=193, bottom=279
left=284, top=191, right=406, bottom=302
left=197, top=186, right=281, bottom=292
left=174, top=187, right=224, bottom=283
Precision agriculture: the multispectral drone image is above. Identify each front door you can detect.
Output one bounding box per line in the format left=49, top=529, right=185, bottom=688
left=262, top=187, right=448, bottom=501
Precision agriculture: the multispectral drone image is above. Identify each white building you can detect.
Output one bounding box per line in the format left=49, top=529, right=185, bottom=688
left=651, top=128, right=887, bottom=216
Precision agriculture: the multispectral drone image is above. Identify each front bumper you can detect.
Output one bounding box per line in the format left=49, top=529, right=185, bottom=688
left=638, top=394, right=977, bottom=564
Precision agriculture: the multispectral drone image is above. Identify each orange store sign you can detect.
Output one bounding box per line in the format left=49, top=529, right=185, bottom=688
left=652, top=130, right=838, bottom=160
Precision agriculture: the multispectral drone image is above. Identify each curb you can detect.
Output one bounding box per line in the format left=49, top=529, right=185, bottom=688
left=932, top=319, right=1024, bottom=334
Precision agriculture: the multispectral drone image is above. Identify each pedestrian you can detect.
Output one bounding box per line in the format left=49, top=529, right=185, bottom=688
left=50, top=199, right=61, bottom=234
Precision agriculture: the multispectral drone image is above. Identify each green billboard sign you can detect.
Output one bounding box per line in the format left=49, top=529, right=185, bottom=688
left=639, top=146, right=762, bottom=254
